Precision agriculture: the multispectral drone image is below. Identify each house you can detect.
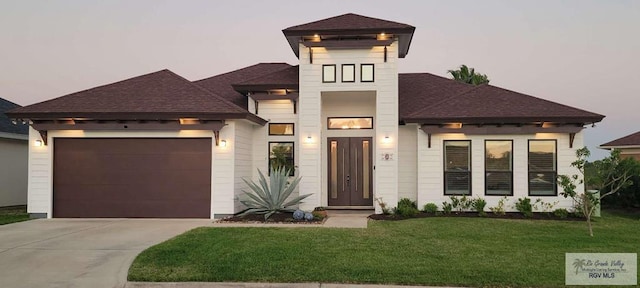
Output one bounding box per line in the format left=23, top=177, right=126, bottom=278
left=0, top=98, right=28, bottom=207
left=600, top=131, right=640, bottom=160
left=6, top=13, right=604, bottom=218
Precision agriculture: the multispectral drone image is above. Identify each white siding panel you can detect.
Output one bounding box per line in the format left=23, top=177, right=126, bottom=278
left=398, top=125, right=418, bottom=201
left=417, top=131, right=584, bottom=212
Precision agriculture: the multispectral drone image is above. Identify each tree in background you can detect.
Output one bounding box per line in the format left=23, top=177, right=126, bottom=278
left=557, top=148, right=634, bottom=236
left=447, top=64, right=490, bottom=85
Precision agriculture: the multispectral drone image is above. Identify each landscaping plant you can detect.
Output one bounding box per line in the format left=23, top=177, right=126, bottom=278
left=557, top=147, right=634, bottom=236
left=489, top=196, right=507, bottom=216
left=394, top=198, right=419, bottom=217
left=239, top=167, right=310, bottom=220
left=375, top=197, right=391, bottom=215
left=422, top=203, right=438, bottom=213
left=515, top=197, right=533, bottom=218
left=472, top=197, right=487, bottom=216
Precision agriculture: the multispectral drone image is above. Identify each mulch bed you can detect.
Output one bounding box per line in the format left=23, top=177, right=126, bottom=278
left=369, top=211, right=585, bottom=221
left=218, top=212, right=326, bottom=224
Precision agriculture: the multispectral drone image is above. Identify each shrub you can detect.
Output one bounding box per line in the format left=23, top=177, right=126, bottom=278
left=515, top=197, right=533, bottom=218
left=450, top=195, right=473, bottom=212
left=394, top=198, right=419, bottom=217
left=422, top=203, right=438, bottom=213
left=489, top=196, right=508, bottom=216
left=442, top=202, right=453, bottom=214
left=312, top=210, right=326, bottom=220
left=472, top=198, right=487, bottom=216
left=239, top=167, right=310, bottom=220
left=553, top=208, right=569, bottom=219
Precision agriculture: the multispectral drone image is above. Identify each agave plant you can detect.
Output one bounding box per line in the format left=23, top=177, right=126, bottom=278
left=239, top=167, right=310, bottom=220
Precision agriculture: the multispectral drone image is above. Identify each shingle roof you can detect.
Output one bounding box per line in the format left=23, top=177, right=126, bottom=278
left=0, top=98, right=28, bottom=135
left=600, top=131, right=640, bottom=147
left=399, top=73, right=475, bottom=120
left=401, top=74, right=604, bottom=124
left=194, top=63, right=292, bottom=108
left=232, top=65, right=299, bottom=92
left=282, top=13, right=416, bottom=58
left=6, top=69, right=263, bottom=123
left=283, top=13, right=414, bottom=32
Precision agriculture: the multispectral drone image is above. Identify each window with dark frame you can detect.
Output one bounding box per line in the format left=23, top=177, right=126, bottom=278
left=322, top=64, right=336, bottom=83
left=268, top=142, right=294, bottom=176
left=444, top=140, right=471, bottom=195
left=341, top=64, right=355, bottom=82
left=485, top=140, right=513, bottom=196
left=327, top=117, right=373, bottom=130
left=361, top=64, right=374, bottom=82
left=268, top=123, right=294, bottom=136
left=528, top=140, right=557, bottom=196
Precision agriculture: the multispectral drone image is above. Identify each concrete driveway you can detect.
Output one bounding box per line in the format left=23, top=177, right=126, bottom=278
left=0, top=219, right=209, bottom=288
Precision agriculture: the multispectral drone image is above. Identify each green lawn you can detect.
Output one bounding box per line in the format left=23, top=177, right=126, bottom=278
left=0, top=206, right=30, bottom=225
left=128, top=211, right=640, bottom=287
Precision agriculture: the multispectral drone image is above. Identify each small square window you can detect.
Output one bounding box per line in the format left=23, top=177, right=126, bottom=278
left=341, top=64, right=355, bottom=82
left=361, top=64, right=374, bottom=82
left=322, top=65, right=336, bottom=83
left=268, top=123, right=294, bottom=135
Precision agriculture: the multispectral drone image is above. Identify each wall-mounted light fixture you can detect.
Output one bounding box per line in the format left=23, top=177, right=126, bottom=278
left=34, top=140, right=43, bottom=147
left=219, top=140, right=227, bottom=148
left=305, top=136, right=313, bottom=144
left=382, top=136, right=392, bottom=144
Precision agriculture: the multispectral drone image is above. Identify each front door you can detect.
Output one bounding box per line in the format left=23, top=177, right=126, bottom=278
left=328, top=137, right=373, bottom=206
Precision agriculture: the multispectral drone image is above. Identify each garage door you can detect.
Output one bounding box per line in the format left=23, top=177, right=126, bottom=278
left=53, top=138, right=211, bottom=218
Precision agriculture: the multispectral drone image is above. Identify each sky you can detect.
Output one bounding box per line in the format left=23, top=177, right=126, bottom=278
left=1, top=0, right=638, bottom=159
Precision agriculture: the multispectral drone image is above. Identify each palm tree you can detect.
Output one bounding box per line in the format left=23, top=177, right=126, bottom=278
left=448, top=65, right=490, bottom=85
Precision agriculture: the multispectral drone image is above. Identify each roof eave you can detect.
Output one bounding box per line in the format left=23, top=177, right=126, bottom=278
left=6, top=111, right=267, bottom=126
left=402, top=116, right=604, bottom=125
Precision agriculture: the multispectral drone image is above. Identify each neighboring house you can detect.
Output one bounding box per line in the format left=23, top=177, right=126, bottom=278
left=0, top=98, right=28, bottom=207
left=6, top=13, right=604, bottom=219
left=600, top=131, right=640, bottom=160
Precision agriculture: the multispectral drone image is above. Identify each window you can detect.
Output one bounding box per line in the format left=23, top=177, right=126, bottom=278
left=361, top=64, right=374, bottom=82
left=444, top=140, right=471, bottom=195
left=322, top=65, right=336, bottom=83
left=269, top=142, right=294, bottom=176
left=485, top=140, right=513, bottom=196
left=327, top=117, right=373, bottom=130
left=341, top=64, right=355, bottom=82
left=528, top=140, right=557, bottom=196
left=268, top=123, right=294, bottom=135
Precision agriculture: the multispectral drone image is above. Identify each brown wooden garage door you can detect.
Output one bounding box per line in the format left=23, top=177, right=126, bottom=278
left=53, top=138, right=211, bottom=218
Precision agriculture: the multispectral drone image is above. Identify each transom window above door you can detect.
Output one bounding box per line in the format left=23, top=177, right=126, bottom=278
left=327, top=117, right=373, bottom=130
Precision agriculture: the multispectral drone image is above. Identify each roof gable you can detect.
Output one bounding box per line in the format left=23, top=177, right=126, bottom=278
left=283, top=13, right=414, bottom=32
left=0, top=98, right=28, bottom=135
left=7, top=70, right=258, bottom=121
left=601, top=131, right=640, bottom=147
left=282, top=13, right=415, bottom=58
left=194, top=63, right=292, bottom=108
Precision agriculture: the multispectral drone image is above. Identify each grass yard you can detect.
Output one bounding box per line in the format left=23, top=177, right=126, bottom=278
left=128, top=210, right=640, bottom=287
left=0, top=206, right=30, bottom=225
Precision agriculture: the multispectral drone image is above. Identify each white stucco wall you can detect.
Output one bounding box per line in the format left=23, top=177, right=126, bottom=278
left=0, top=137, right=28, bottom=207
left=298, top=42, right=399, bottom=211
left=416, top=131, right=584, bottom=212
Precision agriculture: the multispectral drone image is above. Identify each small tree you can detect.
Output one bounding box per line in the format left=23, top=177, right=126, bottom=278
left=557, top=147, right=633, bottom=236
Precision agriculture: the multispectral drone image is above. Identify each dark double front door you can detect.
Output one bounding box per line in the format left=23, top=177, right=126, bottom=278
left=328, top=137, right=373, bottom=206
